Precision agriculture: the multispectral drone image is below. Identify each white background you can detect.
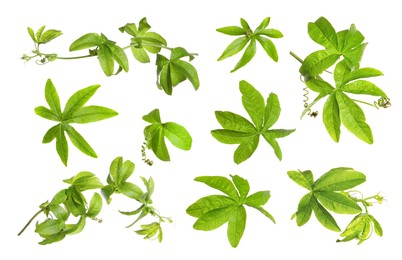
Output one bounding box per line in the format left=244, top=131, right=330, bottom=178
left=1, top=0, right=401, bottom=259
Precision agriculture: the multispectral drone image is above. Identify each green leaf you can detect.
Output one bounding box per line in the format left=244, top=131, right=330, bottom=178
left=343, top=24, right=365, bottom=51
left=170, top=47, right=194, bottom=60
left=143, top=109, right=161, bottom=124
left=109, top=156, right=123, bottom=184
left=39, top=29, right=62, bottom=44
left=141, top=32, right=167, bottom=53
left=69, top=33, right=102, bottom=51
left=171, top=60, right=200, bottom=90
left=27, top=27, right=36, bottom=42
left=343, top=43, right=367, bottom=70
left=163, top=122, right=192, bottom=150
left=195, top=176, right=239, bottom=200
left=98, top=44, right=114, bottom=76
left=119, top=182, right=143, bottom=200
left=256, top=36, right=278, bottom=62
left=119, top=205, right=144, bottom=216
left=227, top=205, right=246, bottom=248
left=49, top=204, right=69, bottom=221
left=231, top=175, right=250, bottom=199
left=87, top=192, right=102, bottom=218
left=287, top=170, right=314, bottom=190
left=50, top=189, right=67, bottom=205
left=35, top=219, right=64, bottom=237
left=263, top=129, right=295, bottom=138
left=64, top=171, right=103, bottom=191
left=216, top=26, right=245, bottom=36
left=323, top=93, right=341, bottom=142
left=159, top=63, right=173, bottom=95
left=334, top=60, right=351, bottom=87
left=45, top=78, right=62, bottom=116
left=193, top=205, right=238, bottom=231
left=151, top=127, right=170, bottom=161
left=343, top=68, right=383, bottom=85
left=63, top=216, right=86, bottom=235
left=256, top=17, right=271, bottom=30
left=131, top=46, right=150, bottom=63
left=35, top=26, right=46, bottom=42
left=312, top=199, right=340, bottom=232
left=218, top=36, right=249, bottom=61
left=211, top=130, right=255, bottom=144
left=138, top=17, right=151, bottom=33
left=300, top=50, right=341, bottom=78
left=369, top=215, right=383, bottom=237
left=314, top=167, right=366, bottom=191
left=245, top=191, right=270, bottom=206
left=38, top=233, right=66, bottom=245
left=214, top=111, right=256, bottom=133
left=169, top=63, right=186, bottom=86
left=35, top=106, right=59, bottom=121
left=308, top=17, right=338, bottom=50
left=56, top=127, right=68, bottom=166
left=117, top=160, right=135, bottom=186
left=234, top=135, right=259, bottom=164
left=231, top=38, right=256, bottom=72
left=65, top=106, right=118, bottom=124
left=64, top=124, right=97, bottom=158
left=256, top=29, right=283, bottom=38
left=262, top=133, right=282, bottom=160
left=263, top=93, right=281, bottom=131
left=186, top=195, right=236, bottom=218
left=296, top=192, right=314, bottom=226
left=240, top=18, right=250, bottom=30
left=340, top=80, right=387, bottom=98
left=62, top=85, right=100, bottom=120
left=239, top=80, right=265, bottom=130
left=249, top=205, right=275, bottom=223
left=305, top=78, right=335, bottom=95
left=42, top=124, right=60, bottom=143
left=108, top=44, right=129, bottom=72
left=336, top=91, right=373, bottom=144
left=315, top=191, right=361, bottom=214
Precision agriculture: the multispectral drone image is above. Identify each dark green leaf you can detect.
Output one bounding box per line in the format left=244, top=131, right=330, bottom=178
left=195, top=176, right=239, bottom=200
left=287, top=170, right=314, bottom=190
left=239, top=80, right=265, bottom=130
left=323, top=93, right=341, bottom=142
left=218, top=36, right=249, bottom=61
left=227, top=205, right=246, bottom=248
left=64, top=124, right=97, bottom=158
left=65, top=105, right=118, bottom=124
left=62, top=85, right=100, bottom=120
left=186, top=195, right=236, bottom=218
left=256, top=36, right=278, bottom=62
left=336, top=91, right=373, bottom=144
left=216, top=26, right=245, bottom=36
left=231, top=39, right=256, bottom=72
left=234, top=135, right=260, bottom=164
left=314, top=167, right=366, bottom=191
left=69, top=33, right=102, bottom=51
left=163, top=122, right=192, bottom=150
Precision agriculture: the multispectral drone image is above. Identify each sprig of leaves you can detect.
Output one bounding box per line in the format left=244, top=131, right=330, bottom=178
left=288, top=167, right=383, bottom=244
left=35, top=79, right=118, bottom=166
left=22, top=18, right=199, bottom=95
left=211, top=80, right=295, bottom=164
left=19, top=156, right=171, bottom=244
left=142, top=109, right=192, bottom=162
left=101, top=157, right=172, bottom=242
left=187, top=175, right=275, bottom=248
left=291, top=17, right=390, bottom=144
left=18, top=171, right=104, bottom=245
left=217, top=17, right=283, bottom=72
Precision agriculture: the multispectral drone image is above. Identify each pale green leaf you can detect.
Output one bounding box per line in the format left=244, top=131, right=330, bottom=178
left=108, top=44, right=129, bottom=72
left=343, top=68, right=383, bottom=85
left=312, top=199, right=341, bottom=232
left=87, top=193, right=103, bottom=218
left=143, top=109, right=161, bottom=124
left=131, top=46, right=150, bottom=63
left=39, top=29, right=62, bottom=44
left=163, top=122, right=192, bottom=150
left=35, top=106, right=59, bottom=121
left=262, top=133, right=282, bottom=160
left=296, top=192, right=314, bottom=226
left=256, top=17, right=271, bottom=30
left=340, top=80, right=387, bottom=98
left=216, top=26, right=245, bottom=36
left=45, top=78, right=62, bottom=116
left=171, top=60, right=200, bottom=90
left=256, top=29, right=283, bottom=38
left=56, top=127, right=68, bottom=166
left=245, top=191, right=271, bottom=206
left=119, top=182, right=143, bottom=200
left=300, top=50, right=340, bottom=78
left=305, top=78, right=335, bottom=95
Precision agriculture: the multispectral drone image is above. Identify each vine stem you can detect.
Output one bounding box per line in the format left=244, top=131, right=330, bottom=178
left=18, top=208, right=44, bottom=236
left=290, top=51, right=304, bottom=64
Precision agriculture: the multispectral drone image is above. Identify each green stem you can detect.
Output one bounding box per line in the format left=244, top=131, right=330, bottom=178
left=123, top=42, right=198, bottom=56
left=56, top=54, right=96, bottom=60
left=290, top=51, right=304, bottom=64
left=18, top=208, right=44, bottom=236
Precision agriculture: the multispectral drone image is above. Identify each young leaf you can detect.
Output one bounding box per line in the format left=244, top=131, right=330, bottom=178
left=231, top=38, right=256, bottom=72
left=69, top=33, right=103, bottom=51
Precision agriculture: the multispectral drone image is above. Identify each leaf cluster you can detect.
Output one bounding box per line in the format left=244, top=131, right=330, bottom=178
left=296, top=17, right=389, bottom=144
left=143, top=109, right=192, bottom=162
left=288, top=167, right=383, bottom=243
left=217, top=17, right=283, bottom=72
left=212, top=80, right=295, bottom=164
left=35, top=79, right=118, bottom=166
left=187, top=175, right=275, bottom=248
left=21, top=157, right=170, bottom=244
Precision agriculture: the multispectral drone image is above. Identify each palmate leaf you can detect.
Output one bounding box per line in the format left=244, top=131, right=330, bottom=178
left=187, top=175, right=274, bottom=248
left=35, top=79, right=118, bottom=166
left=212, top=80, right=295, bottom=164
left=288, top=167, right=366, bottom=232
left=142, top=109, right=192, bottom=162
left=217, top=17, right=283, bottom=72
